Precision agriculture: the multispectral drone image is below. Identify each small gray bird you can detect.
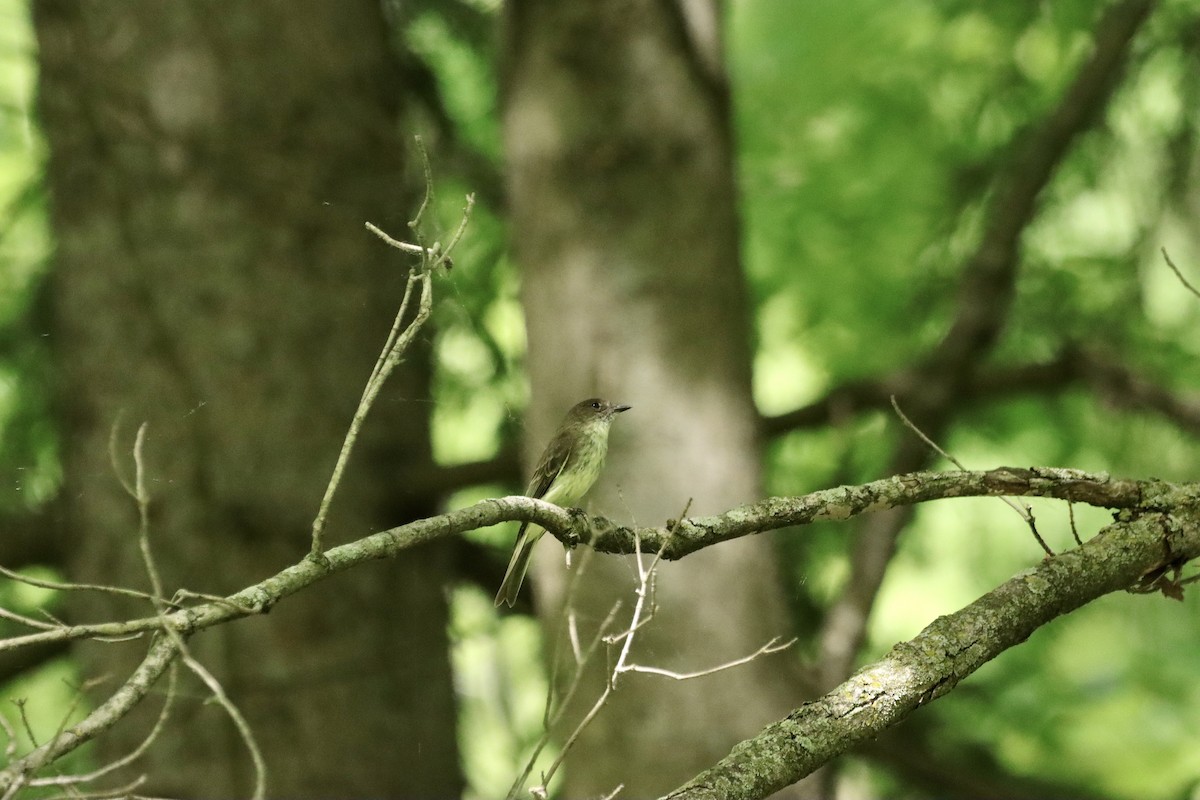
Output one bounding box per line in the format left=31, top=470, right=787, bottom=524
left=495, top=398, right=631, bottom=607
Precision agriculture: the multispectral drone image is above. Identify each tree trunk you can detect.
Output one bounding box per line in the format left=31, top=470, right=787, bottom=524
left=503, top=1, right=802, bottom=795
left=34, top=2, right=460, bottom=796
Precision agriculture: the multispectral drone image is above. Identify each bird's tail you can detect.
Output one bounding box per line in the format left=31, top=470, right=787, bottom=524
left=495, top=525, right=542, bottom=607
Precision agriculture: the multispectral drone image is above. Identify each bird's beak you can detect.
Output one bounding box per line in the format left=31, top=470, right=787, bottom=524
left=613, top=404, right=632, bottom=413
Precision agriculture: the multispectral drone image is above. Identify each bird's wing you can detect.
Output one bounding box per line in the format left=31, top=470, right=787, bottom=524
left=525, top=431, right=574, bottom=499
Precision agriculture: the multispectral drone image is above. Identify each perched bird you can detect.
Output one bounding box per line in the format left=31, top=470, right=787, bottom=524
left=495, top=398, right=631, bottom=607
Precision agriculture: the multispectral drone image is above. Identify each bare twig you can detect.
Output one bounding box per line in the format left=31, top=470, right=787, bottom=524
left=525, top=500, right=791, bottom=797
left=0, top=564, right=164, bottom=606
left=1067, top=503, right=1083, bottom=547
left=363, top=223, right=441, bottom=258
left=1161, top=247, right=1200, bottom=300
left=130, top=424, right=168, bottom=602
left=29, top=663, right=177, bottom=790
left=0, top=468, right=1150, bottom=658
left=308, top=144, right=474, bottom=555
left=0, top=605, right=60, bottom=632
left=106, top=414, right=136, bottom=500
left=127, top=425, right=266, bottom=800
left=506, top=548, right=622, bottom=800
left=596, top=785, right=625, bottom=800
left=12, top=698, right=36, bottom=748
left=621, top=637, right=796, bottom=681
left=176, top=650, right=265, bottom=800
left=890, top=396, right=1053, bottom=556
left=607, top=505, right=686, bottom=683
left=888, top=396, right=965, bottom=470
left=408, top=135, right=435, bottom=235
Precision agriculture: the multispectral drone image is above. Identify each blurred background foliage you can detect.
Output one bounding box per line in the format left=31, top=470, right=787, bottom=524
left=3, top=0, right=1200, bottom=797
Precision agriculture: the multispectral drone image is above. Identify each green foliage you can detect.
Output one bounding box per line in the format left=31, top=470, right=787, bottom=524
left=732, top=1, right=1200, bottom=796
left=426, top=184, right=525, bottom=468
left=5, top=0, right=1200, bottom=796
left=451, top=585, right=562, bottom=800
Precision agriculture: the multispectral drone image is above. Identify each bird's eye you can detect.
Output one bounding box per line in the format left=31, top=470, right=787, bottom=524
left=590, top=401, right=601, bottom=410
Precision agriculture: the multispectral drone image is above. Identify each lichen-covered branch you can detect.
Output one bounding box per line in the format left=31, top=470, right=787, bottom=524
left=586, top=467, right=1147, bottom=558
left=661, top=506, right=1200, bottom=800
left=0, top=465, right=1192, bottom=791
left=0, top=467, right=1158, bottom=658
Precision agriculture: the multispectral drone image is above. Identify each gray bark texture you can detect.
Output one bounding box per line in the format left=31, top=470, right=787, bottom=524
left=502, top=0, right=804, bottom=796
left=33, top=1, right=461, bottom=796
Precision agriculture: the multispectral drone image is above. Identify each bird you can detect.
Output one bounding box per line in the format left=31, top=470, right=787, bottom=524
left=495, top=397, right=631, bottom=607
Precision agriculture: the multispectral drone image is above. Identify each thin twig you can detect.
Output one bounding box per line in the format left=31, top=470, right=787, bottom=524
left=544, top=546, right=596, bottom=735
left=30, top=663, right=178, bottom=789
left=533, top=505, right=688, bottom=796
left=431, top=192, right=474, bottom=271
left=111, top=424, right=266, bottom=797
left=177, top=649, right=265, bottom=800
left=0, top=637, right=180, bottom=792
left=622, top=637, right=797, bottom=681
left=508, top=589, right=622, bottom=800
left=131, top=424, right=168, bottom=602
left=408, top=135, right=435, bottom=233
left=125, top=426, right=266, bottom=800
left=0, top=605, right=60, bottom=632
left=0, top=564, right=163, bottom=606
left=890, top=396, right=1053, bottom=555
left=13, top=698, right=36, bottom=748
left=308, top=156, right=473, bottom=555
left=537, top=682, right=613, bottom=793
left=887, top=397, right=963, bottom=469
left=1161, top=247, right=1200, bottom=300
left=365, top=222, right=441, bottom=258
left=107, top=413, right=136, bottom=500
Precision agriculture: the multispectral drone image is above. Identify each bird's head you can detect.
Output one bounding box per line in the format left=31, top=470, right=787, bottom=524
left=567, top=397, right=632, bottom=426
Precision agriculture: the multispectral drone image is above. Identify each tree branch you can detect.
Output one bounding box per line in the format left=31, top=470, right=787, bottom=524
left=661, top=505, right=1200, bottom=800
left=0, top=465, right=1190, bottom=787
left=587, top=467, right=1144, bottom=560
left=0, top=468, right=1151, bottom=655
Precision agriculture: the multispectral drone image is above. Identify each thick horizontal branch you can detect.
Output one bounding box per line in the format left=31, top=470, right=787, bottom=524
left=0, top=467, right=1163, bottom=654
left=0, top=494, right=577, bottom=654
left=0, top=467, right=1191, bottom=786
left=587, top=467, right=1148, bottom=559
left=661, top=506, right=1200, bottom=800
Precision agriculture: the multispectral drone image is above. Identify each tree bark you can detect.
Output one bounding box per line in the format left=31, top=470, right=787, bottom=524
left=503, top=1, right=802, bottom=795
left=34, top=1, right=460, bottom=796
